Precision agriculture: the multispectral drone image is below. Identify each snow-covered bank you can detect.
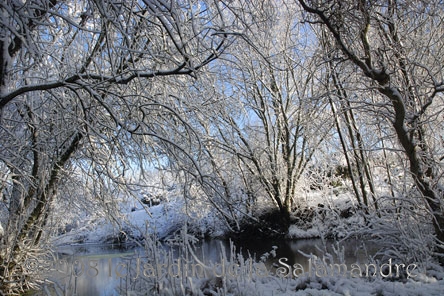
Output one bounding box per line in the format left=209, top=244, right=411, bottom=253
left=234, top=273, right=444, bottom=296
left=52, top=196, right=226, bottom=246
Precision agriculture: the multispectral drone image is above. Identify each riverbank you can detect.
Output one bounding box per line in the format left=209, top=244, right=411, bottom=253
left=44, top=195, right=444, bottom=295
left=52, top=191, right=365, bottom=246
left=30, top=237, right=444, bottom=296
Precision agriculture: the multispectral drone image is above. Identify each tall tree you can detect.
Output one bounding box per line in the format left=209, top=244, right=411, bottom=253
left=323, top=47, right=379, bottom=213
left=197, top=1, right=331, bottom=227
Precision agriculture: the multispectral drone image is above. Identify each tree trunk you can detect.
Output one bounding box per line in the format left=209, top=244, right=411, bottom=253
left=382, top=86, right=444, bottom=261
left=0, top=132, right=82, bottom=293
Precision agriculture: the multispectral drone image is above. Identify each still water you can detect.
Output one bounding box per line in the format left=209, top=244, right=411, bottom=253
left=30, top=238, right=379, bottom=295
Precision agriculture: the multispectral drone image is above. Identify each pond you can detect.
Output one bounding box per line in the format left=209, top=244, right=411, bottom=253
left=29, top=238, right=381, bottom=295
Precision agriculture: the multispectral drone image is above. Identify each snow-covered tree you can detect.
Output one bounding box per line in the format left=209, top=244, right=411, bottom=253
left=192, top=1, right=332, bottom=227
left=298, top=0, right=444, bottom=260
left=0, top=0, right=233, bottom=293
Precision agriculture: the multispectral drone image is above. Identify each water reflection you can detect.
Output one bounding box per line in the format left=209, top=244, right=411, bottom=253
left=32, top=241, right=236, bottom=295
left=36, top=245, right=140, bottom=296
left=234, top=238, right=381, bottom=274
